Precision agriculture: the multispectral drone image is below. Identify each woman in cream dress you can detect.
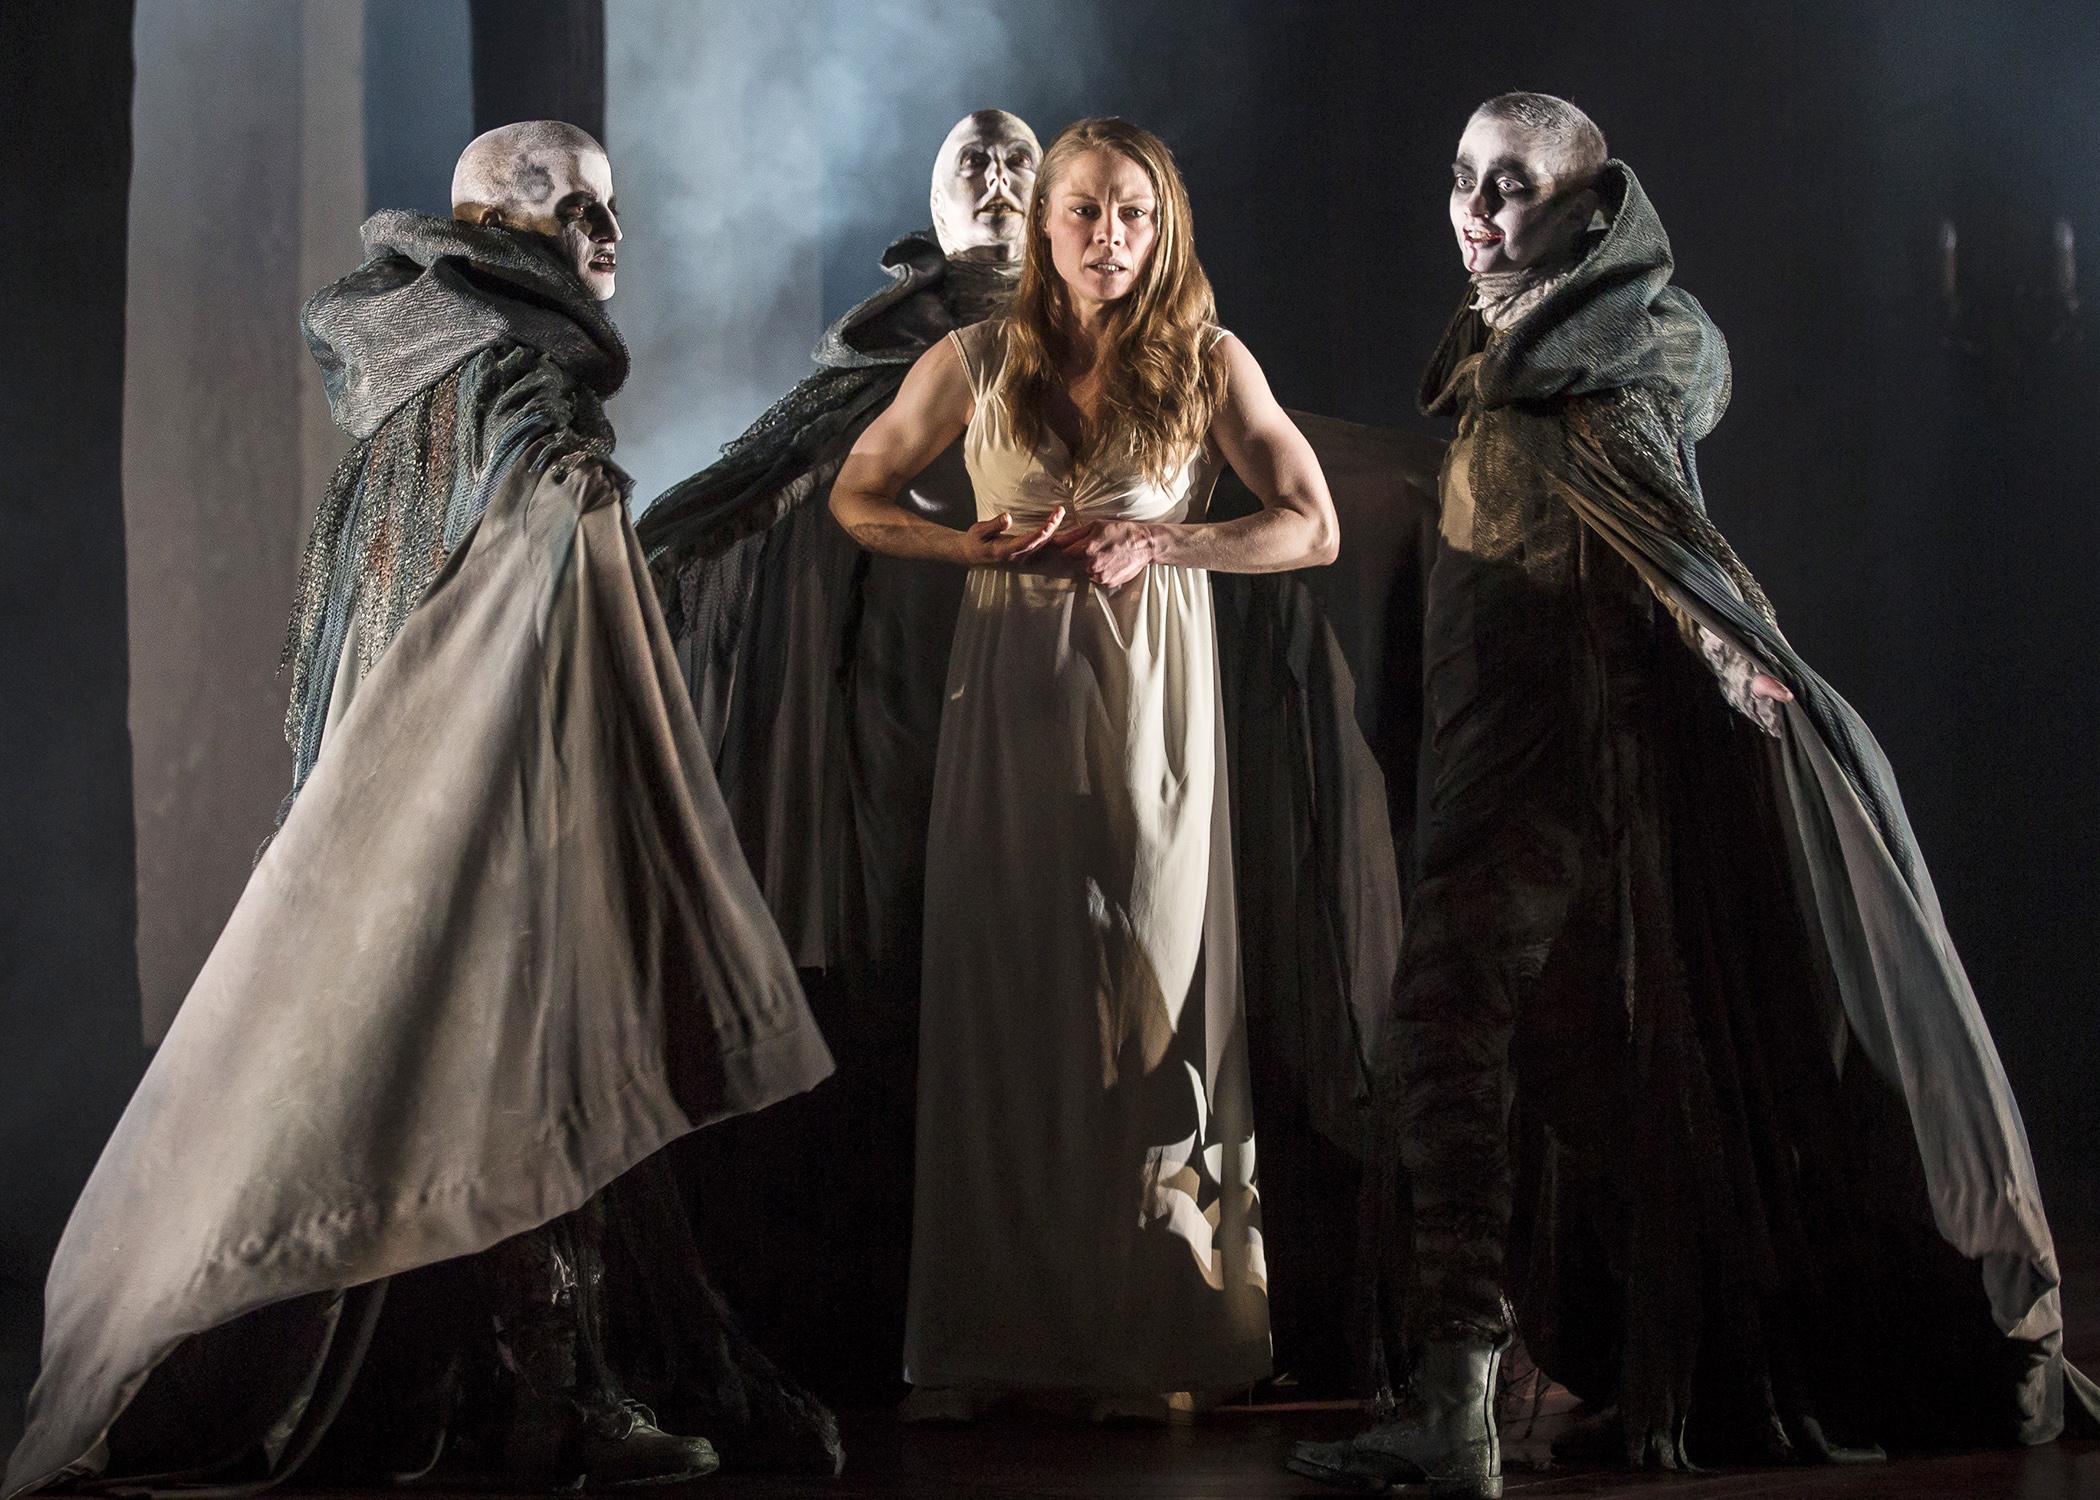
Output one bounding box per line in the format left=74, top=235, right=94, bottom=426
left=829, top=118, right=1339, bottom=1404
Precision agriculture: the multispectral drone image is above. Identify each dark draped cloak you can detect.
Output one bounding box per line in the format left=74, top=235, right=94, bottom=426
left=1387, top=161, right=2098, bottom=1461
left=5, top=218, right=836, bottom=1498
left=633, top=238, right=1437, bottom=1393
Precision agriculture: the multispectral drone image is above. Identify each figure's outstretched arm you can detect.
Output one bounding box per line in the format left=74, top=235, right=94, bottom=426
left=1565, top=385, right=1793, bottom=735
left=1056, top=335, right=1340, bottom=588
left=830, top=337, right=1065, bottom=567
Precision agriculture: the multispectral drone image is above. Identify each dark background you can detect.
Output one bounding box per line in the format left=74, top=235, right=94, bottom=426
left=3, top=0, right=2095, bottom=1444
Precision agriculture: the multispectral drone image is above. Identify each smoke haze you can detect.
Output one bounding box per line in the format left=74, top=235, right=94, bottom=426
left=606, top=0, right=1115, bottom=504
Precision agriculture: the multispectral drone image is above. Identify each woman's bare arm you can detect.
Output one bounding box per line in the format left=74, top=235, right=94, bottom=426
left=829, top=336, right=1065, bottom=565
left=1055, top=335, right=1339, bottom=588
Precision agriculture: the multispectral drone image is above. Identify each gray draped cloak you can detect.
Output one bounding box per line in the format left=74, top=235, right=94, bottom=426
left=5, top=216, right=834, bottom=1497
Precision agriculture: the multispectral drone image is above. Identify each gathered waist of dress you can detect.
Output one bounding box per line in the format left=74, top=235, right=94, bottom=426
left=961, top=557, right=1213, bottom=602
left=987, top=494, right=1195, bottom=527
left=963, top=558, right=1089, bottom=596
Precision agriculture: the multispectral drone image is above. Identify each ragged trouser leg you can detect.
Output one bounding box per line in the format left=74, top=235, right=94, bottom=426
left=475, top=1197, right=720, bottom=1485
left=306, top=1200, right=625, bottom=1478
left=481, top=1199, right=615, bottom=1413
left=1384, top=806, right=1588, bottom=1339
left=1384, top=509, right=1652, bottom=1343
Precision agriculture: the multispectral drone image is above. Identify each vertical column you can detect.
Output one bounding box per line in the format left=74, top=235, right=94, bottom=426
left=364, top=0, right=472, bottom=218
left=123, top=2, right=368, bottom=1044
left=470, top=0, right=606, bottom=143
left=300, top=3, right=369, bottom=511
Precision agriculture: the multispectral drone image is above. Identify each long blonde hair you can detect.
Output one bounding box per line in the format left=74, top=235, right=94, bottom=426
left=995, top=118, right=1225, bottom=484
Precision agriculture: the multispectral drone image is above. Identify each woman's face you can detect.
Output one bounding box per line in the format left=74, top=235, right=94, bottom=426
left=1042, top=147, right=1160, bottom=313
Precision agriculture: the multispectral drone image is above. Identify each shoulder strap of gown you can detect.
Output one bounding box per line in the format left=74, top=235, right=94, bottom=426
left=946, top=320, right=1001, bottom=402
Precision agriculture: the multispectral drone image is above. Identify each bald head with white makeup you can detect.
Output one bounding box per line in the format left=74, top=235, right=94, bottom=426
left=930, top=109, right=1041, bottom=263
left=452, top=120, right=623, bottom=299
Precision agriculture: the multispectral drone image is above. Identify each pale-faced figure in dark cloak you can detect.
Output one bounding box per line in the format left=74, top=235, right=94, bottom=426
left=1450, top=100, right=1788, bottom=714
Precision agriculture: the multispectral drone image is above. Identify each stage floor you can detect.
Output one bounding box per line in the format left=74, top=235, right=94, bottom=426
left=677, top=1402, right=2100, bottom=1499
left=633, top=1230, right=2100, bottom=1500
left=6, top=1252, right=2094, bottom=1500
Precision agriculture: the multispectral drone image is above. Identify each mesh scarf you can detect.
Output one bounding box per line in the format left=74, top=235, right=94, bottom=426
left=278, top=214, right=626, bottom=813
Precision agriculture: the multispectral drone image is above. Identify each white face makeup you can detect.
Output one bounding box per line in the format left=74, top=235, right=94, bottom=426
left=513, top=149, right=622, bottom=300
left=930, top=110, right=1041, bottom=262
left=1448, top=114, right=1593, bottom=276
left=1042, top=148, right=1159, bottom=316
left=455, top=129, right=623, bottom=300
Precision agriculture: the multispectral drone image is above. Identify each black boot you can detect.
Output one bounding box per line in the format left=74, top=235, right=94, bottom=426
left=1286, top=1329, right=1509, bottom=1497
left=487, top=1211, right=720, bottom=1488
left=570, top=1396, right=720, bottom=1488
left=499, top=1333, right=718, bottom=1490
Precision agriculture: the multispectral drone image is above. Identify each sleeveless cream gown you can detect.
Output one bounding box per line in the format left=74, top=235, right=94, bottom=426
left=901, top=321, right=1271, bottom=1393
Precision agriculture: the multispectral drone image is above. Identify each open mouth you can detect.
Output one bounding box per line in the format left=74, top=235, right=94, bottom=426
left=588, top=253, right=617, bottom=272
left=975, top=203, right=1018, bottom=218
left=1461, top=225, right=1503, bottom=247
left=1087, top=260, right=1128, bottom=274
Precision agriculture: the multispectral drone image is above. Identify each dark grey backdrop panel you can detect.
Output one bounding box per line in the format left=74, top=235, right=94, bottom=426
left=471, top=0, right=606, bottom=144
left=0, top=0, right=145, bottom=1458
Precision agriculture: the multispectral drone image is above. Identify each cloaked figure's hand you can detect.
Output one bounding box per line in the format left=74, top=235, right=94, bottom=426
left=963, top=506, right=1065, bottom=566
left=1054, top=519, right=1162, bottom=589
left=1747, top=672, right=1794, bottom=736
left=1698, top=624, right=1794, bottom=738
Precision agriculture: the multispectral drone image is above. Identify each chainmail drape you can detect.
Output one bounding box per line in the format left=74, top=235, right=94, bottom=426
left=276, top=212, right=628, bottom=817
left=279, top=345, right=614, bottom=812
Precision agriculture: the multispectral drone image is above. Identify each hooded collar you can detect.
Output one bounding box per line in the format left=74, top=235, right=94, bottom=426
left=1421, top=161, right=1730, bottom=443
left=813, top=229, right=1020, bottom=371
left=302, top=211, right=629, bottom=440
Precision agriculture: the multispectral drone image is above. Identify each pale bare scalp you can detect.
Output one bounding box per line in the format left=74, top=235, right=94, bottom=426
left=1470, top=92, right=1607, bottom=189
left=451, top=120, right=607, bottom=221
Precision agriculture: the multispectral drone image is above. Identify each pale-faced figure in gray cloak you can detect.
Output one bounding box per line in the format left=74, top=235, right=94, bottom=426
left=4, top=121, right=840, bottom=1499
